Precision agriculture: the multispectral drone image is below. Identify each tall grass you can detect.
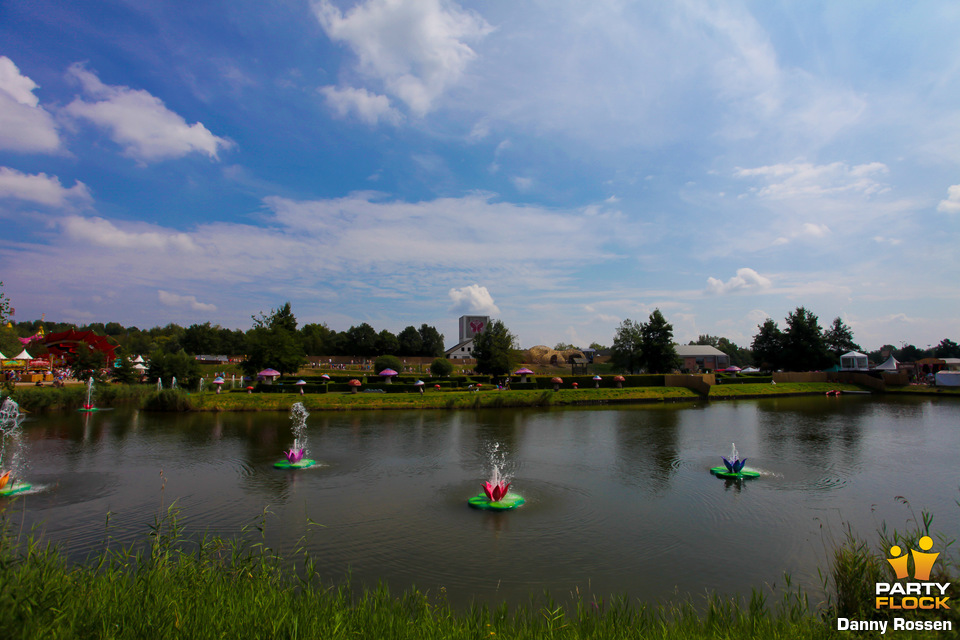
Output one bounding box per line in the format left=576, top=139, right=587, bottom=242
left=0, top=503, right=841, bottom=640
left=2, top=384, right=153, bottom=412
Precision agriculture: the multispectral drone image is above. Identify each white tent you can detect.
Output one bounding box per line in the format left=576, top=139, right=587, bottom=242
left=0, top=351, right=5, bottom=360
left=935, top=371, right=960, bottom=387
left=14, top=349, right=32, bottom=360
left=874, top=355, right=899, bottom=371
left=132, top=355, right=145, bottom=363
left=840, top=351, right=869, bottom=371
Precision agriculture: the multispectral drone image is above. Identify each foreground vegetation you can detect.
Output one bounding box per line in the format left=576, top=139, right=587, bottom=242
left=1, top=498, right=956, bottom=639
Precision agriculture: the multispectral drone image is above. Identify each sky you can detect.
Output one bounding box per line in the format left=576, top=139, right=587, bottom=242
left=1, top=0, right=958, bottom=352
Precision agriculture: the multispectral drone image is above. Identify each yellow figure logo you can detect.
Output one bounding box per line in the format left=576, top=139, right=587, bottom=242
left=887, top=536, right=940, bottom=581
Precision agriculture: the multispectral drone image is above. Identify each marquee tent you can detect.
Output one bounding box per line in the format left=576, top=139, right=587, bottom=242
left=840, top=351, right=869, bottom=371
left=875, top=355, right=899, bottom=371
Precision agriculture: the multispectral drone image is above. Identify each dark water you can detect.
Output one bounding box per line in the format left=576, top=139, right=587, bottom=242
left=5, top=396, right=960, bottom=607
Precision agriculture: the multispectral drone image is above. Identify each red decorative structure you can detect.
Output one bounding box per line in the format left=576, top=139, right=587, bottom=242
left=35, top=330, right=118, bottom=364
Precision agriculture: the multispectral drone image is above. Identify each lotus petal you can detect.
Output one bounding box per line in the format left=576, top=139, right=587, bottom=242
left=722, top=457, right=735, bottom=473
left=0, top=471, right=8, bottom=491
left=734, top=458, right=747, bottom=473
left=482, top=481, right=495, bottom=501
left=284, top=448, right=305, bottom=463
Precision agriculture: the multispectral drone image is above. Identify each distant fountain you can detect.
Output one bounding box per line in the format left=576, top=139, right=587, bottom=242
left=171, top=377, right=177, bottom=389
left=157, top=379, right=163, bottom=392
left=468, top=442, right=524, bottom=510
left=199, top=378, right=204, bottom=393
left=274, top=402, right=316, bottom=469
left=0, top=398, right=31, bottom=496
left=710, top=442, right=759, bottom=479
left=79, top=376, right=98, bottom=412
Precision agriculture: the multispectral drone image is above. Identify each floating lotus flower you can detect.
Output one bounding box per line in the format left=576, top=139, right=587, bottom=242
left=284, top=448, right=305, bottom=464
left=482, top=479, right=511, bottom=502
left=722, top=456, right=747, bottom=474
left=710, top=443, right=760, bottom=479
left=0, top=471, right=9, bottom=491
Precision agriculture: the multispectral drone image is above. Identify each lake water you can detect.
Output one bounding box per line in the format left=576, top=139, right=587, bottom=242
left=4, top=395, right=959, bottom=608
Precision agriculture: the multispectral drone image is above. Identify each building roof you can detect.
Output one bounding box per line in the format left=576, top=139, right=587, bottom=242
left=675, top=345, right=727, bottom=358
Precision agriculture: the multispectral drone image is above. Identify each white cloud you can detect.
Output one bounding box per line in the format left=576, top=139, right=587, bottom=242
left=0, top=167, right=91, bottom=207
left=511, top=176, right=533, bottom=192
left=320, top=85, right=402, bottom=125
left=735, top=161, right=889, bottom=199
left=773, top=222, right=831, bottom=246
left=705, top=267, right=772, bottom=295
left=312, top=0, right=493, bottom=116
left=936, top=184, right=960, bottom=214
left=0, top=56, right=62, bottom=153
left=158, top=290, right=217, bottom=312
left=448, top=284, right=500, bottom=315
left=60, top=216, right=200, bottom=252
left=63, top=64, right=232, bottom=162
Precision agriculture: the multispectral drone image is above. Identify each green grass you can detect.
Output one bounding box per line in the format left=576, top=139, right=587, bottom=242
left=708, top=382, right=866, bottom=398
left=190, top=387, right=701, bottom=412
left=2, top=384, right=154, bottom=412
left=0, top=504, right=835, bottom=640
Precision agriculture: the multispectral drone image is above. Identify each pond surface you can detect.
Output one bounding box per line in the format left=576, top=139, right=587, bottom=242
left=5, top=395, right=960, bottom=608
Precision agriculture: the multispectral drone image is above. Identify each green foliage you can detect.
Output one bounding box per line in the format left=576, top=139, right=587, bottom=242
left=342, top=323, right=378, bottom=357
left=243, top=303, right=306, bottom=377
left=751, top=318, right=784, bottom=371
left=824, top=317, right=860, bottom=358
left=397, top=325, right=422, bottom=356
left=147, top=350, right=202, bottom=388
left=72, top=340, right=110, bottom=382
left=111, top=356, right=140, bottom=385
left=300, top=322, right=337, bottom=356
left=783, top=307, right=831, bottom=371
left=639, top=309, right=678, bottom=373
left=372, top=354, right=402, bottom=374
left=472, top=319, right=518, bottom=377
left=611, top=319, right=643, bottom=373
left=417, top=324, right=445, bottom=357
left=0, top=281, right=10, bottom=324
left=554, top=342, right=577, bottom=351
left=375, top=329, right=399, bottom=355
left=142, top=388, right=194, bottom=411
left=935, top=338, right=960, bottom=359
left=430, top=357, right=453, bottom=377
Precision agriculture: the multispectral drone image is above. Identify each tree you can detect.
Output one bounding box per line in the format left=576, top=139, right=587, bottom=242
left=824, top=317, right=860, bottom=358
left=72, top=341, right=109, bottom=382
left=418, top=324, right=445, bottom=358
left=301, top=323, right=337, bottom=356
left=430, top=357, right=453, bottom=377
left=373, top=354, right=402, bottom=374
left=147, top=350, right=201, bottom=388
left=782, top=307, right=831, bottom=371
left=611, top=319, right=643, bottom=373
left=934, top=339, right=960, bottom=359
left=242, top=303, right=306, bottom=377
left=376, top=329, right=399, bottom=355
left=111, top=356, right=140, bottom=385
left=751, top=318, right=784, bottom=371
left=473, top=319, right=518, bottom=377
left=554, top=342, right=577, bottom=351
left=343, top=323, right=377, bottom=357
left=639, top=309, right=678, bottom=373
left=0, top=282, right=10, bottom=324
left=897, top=344, right=925, bottom=362
left=397, top=326, right=422, bottom=356
left=588, top=342, right=607, bottom=351
left=182, top=322, right=222, bottom=355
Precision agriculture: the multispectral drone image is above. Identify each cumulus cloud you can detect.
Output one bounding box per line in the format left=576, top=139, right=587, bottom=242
left=63, top=63, right=232, bottom=162
left=0, top=56, right=62, bottom=153
left=448, top=284, right=500, bottom=315
left=158, top=290, right=217, bottom=312
left=735, top=161, right=889, bottom=199
left=319, top=85, right=402, bottom=125
left=937, top=184, right=960, bottom=214
left=0, top=167, right=91, bottom=207
left=312, top=0, right=493, bottom=116
left=705, top=267, right=772, bottom=295
left=60, top=216, right=200, bottom=252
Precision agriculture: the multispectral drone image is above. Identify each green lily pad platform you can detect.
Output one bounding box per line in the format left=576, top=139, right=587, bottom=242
left=710, top=466, right=760, bottom=479
left=274, top=459, right=317, bottom=469
left=0, top=483, right=32, bottom=497
left=78, top=408, right=100, bottom=412
left=468, top=493, right=525, bottom=511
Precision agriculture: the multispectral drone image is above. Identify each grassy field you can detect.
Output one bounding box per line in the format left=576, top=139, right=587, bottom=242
left=707, top=382, right=867, bottom=398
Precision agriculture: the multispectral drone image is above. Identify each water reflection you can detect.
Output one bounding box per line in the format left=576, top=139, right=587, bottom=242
left=5, top=396, right=960, bottom=609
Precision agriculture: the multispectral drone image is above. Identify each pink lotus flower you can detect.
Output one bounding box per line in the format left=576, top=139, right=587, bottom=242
left=0, top=471, right=9, bottom=491
left=482, top=480, right=511, bottom=502
left=284, top=448, right=305, bottom=464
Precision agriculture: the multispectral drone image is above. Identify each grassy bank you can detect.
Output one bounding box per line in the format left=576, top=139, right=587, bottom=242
left=190, top=387, right=701, bottom=412
left=708, top=382, right=866, bottom=398
left=3, top=500, right=957, bottom=639
left=0, top=507, right=830, bottom=640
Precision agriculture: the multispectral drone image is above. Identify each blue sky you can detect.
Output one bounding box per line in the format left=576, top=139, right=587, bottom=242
left=1, top=0, right=958, bottom=351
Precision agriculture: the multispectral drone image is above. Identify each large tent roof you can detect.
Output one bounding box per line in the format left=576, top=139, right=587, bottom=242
left=39, top=330, right=118, bottom=362
left=875, top=355, right=899, bottom=371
